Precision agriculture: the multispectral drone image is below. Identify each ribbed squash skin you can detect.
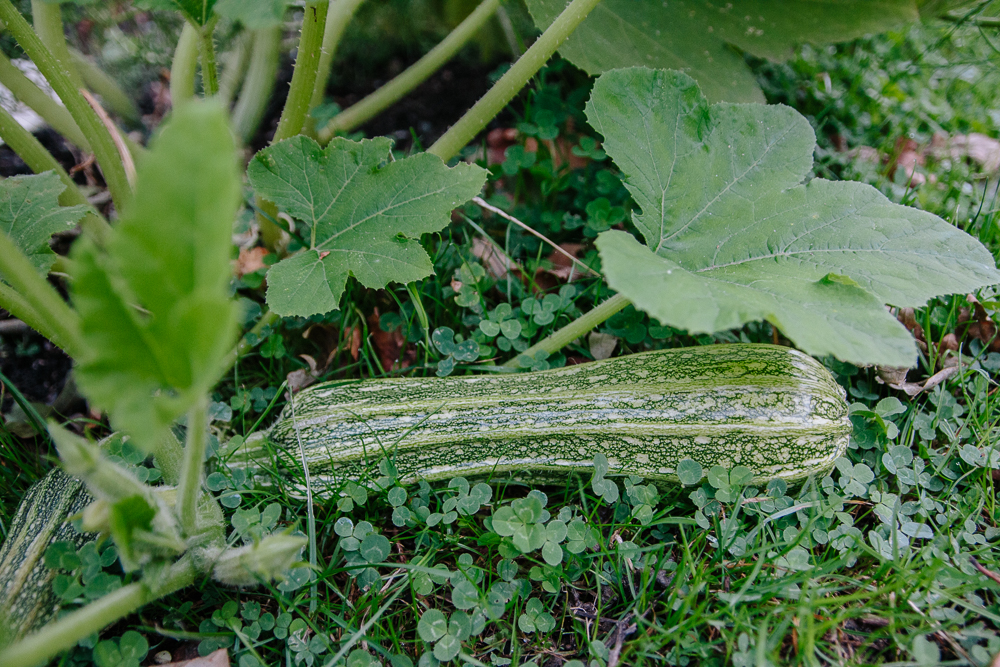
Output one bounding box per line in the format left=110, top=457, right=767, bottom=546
left=233, top=344, right=851, bottom=490
left=0, top=469, right=92, bottom=644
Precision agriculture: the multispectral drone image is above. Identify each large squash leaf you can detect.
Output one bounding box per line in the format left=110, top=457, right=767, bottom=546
left=525, top=0, right=920, bottom=102
left=589, top=68, right=1000, bottom=366
left=0, top=173, right=86, bottom=274
left=71, top=101, right=240, bottom=448
left=248, top=136, right=487, bottom=317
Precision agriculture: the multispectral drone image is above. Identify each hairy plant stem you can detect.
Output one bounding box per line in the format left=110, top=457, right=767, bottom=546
left=232, top=26, right=281, bottom=143
left=30, top=0, right=83, bottom=90
left=70, top=48, right=140, bottom=123
left=171, top=22, right=199, bottom=109
left=0, top=230, right=81, bottom=356
left=428, top=0, right=601, bottom=161
left=305, top=0, right=366, bottom=136
left=0, top=281, right=63, bottom=350
left=177, top=395, right=209, bottom=537
left=0, top=558, right=197, bottom=667
left=317, top=0, right=500, bottom=141
left=0, top=0, right=132, bottom=209
left=273, top=0, right=329, bottom=142
left=0, top=103, right=112, bottom=243
left=502, top=292, right=630, bottom=368
left=0, top=52, right=90, bottom=150
left=197, top=18, right=220, bottom=97
left=256, top=1, right=329, bottom=249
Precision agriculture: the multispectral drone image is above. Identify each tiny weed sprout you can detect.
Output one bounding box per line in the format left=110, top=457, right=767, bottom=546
left=0, top=1, right=997, bottom=666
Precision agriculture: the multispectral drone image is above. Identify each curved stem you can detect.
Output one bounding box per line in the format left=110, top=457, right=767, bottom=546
left=0, top=0, right=132, bottom=209
left=0, top=103, right=112, bottom=243
left=305, top=0, right=366, bottom=136
left=171, top=22, right=199, bottom=110
left=70, top=48, right=140, bottom=123
left=503, top=293, right=629, bottom=368
left=0, top=558, right=197, bottom=667
left=319, top=0, right=500, bottom=141
left=29, top=0, right=83, bottom=90
left=272, top=0, right=329, bottom=142
left=197, top=18, right=220, bottom=97
left=231, top=26, right=281, bottom=143
left=0, top=281, right=66, bottom=351
left=0, top=230, right=81, bottom=357
left=0, top=51, right=90, bottom=151
left=177, top=394, right=208, bottom=537
left=428, top=0, right=602, bottom=161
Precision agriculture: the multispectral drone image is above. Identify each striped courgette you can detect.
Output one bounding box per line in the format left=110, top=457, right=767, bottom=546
left=231, top=344, right=851, bottom=491
left=0, top=469, right=92, bottom=645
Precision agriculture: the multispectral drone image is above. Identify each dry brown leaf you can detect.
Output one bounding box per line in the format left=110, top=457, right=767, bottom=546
left=157, top=648, right=229, bottom=667
left=471, top=236, right=520, bottom=279
left=234, top=247, right=270, bottom=278
left=543, top=243, right=587, bottom=282
left=368, top=311, right=408, bottom=372
left=589, top=332, right=618, bottom=360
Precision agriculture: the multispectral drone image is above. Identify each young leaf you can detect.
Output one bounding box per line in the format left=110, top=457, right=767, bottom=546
left=525, top=0, right=919, bottom=103
left=588, top=68, right=1000, bottom=367
left=247, top=136, right=486, bottom=317
left=0, top=173, right=87, bottom=274
left=71, top=101, right=241, bottom=449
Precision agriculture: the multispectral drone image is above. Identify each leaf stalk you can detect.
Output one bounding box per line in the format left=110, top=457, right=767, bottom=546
left=428, top=0, right=602, bottom=161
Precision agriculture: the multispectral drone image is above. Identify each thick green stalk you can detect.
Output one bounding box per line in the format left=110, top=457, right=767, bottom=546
left=218, top=32, right=251, bottom=105
left=0, top=103, right=111, bottom=243
left=177, top=395, right=209, bottom=537
left=0, top=52, right=90, bottom=150
left=0, top=230, right=81, bottom=357
left=0, top=281, right=67, bottom=351
left=318, top=0, right=500, bottom=140
left=69, top=49, right=140, bottom=123
left=272, top=0, right=329, bottom=142
left=0, top=558, right=197, bottom=667
left=502, top=292, right=629, bottom=368
left=0, top=0, right=132, bottom=209
left=29, top=0, right=83, bottom=90
left=171, top=22, right=199, bottom=110
left=197, top=18, right=220, bottom=97
left=305, top=0, right=366, bottom=135
left=231, top=26, right=281, bottom=143
left=428, top=0, right=602, bottom=161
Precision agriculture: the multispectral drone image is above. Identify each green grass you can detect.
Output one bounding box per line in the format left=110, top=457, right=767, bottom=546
left=4, top=13, right=1000, bottom=667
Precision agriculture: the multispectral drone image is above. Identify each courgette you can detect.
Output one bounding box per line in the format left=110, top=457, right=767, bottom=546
left=0, top=469, right=92, bottom=645
left=232, top=344, right=851, bottom=490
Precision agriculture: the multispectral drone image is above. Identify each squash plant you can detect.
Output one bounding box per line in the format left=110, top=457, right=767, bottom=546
left=0, top=0, right=995, bottom=665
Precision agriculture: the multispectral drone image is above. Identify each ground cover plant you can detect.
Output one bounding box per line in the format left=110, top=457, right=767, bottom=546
left=0, top=0, right=998, bottom=665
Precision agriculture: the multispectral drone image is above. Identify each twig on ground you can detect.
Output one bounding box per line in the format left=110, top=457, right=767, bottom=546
left=472, top=196, right=601, bottom=278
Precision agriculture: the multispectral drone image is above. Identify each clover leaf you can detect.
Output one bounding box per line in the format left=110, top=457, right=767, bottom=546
left=836, top=457, right=875, bottom=497
left=432, top=327, right=480, bottom=377
left=479, top=303, right=522, bottom=340
left=707, top=466, right=754, bottom=504
left=588, top=68, right=1000, bottom=367
left=248, top=136, right=486, bottom=317
left=517, top=598, right=556, bottom=634
left=590, top=453, right=620, bottom=503
left=418, top=609, right=470, bottom=662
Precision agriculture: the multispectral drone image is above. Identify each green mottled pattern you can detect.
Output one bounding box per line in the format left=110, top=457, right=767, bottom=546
left=0, top=469, right=93, bottom=645
left=233, top=345, right=850, bottom=490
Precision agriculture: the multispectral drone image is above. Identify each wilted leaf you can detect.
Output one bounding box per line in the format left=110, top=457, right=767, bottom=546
left=526, top=0, right=919, bottom=103
left=248, top=136, right=486, bottom=317
left=0, top=173, right=87, bottom=274
left=71, top=101, right=241, bottom=449
left=589, top=68, right=1000, bottom=367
